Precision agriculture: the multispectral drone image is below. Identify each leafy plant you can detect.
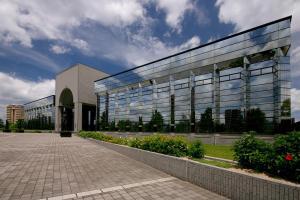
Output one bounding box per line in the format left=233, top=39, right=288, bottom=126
left=234, top=132, right=300, bottom=182
left=16, top=119, right=25, bottom=132
left=188, top=140, right=205, bottom=158
left=138, top=134, right=188, bottom=157
left=270, top=132, right=300, bottom=181
left=233, top=133, right=271, bottom=171
left=146, top=110, right=164, bottom=132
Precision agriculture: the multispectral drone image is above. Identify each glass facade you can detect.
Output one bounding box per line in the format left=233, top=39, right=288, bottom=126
left=95, top=17, right=291, bottom=132
left=24, top=95, right=56, bottom=129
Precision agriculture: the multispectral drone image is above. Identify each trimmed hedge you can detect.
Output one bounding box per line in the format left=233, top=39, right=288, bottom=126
left=234, top=132, right=300, bottom=182
left=79, top=131, right=205, bottom=159
left=130, top=134, right=188, bottom=157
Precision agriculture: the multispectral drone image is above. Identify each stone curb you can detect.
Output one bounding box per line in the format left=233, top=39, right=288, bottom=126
left=86, top=138, right=300, bottom=200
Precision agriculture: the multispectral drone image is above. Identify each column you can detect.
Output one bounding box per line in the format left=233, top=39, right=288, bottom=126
left=55, top=106, right=61, bottom=132
left=74, top=102, right=82, bottom=132
left=273, top=48, right=284, bottom=123
left=125, top=88, right=130, bottom=120
left=170, top=75, right=175, bottom=131
left=190, top=71, right=196, bottom=132
left=105, top=92, right=109, bottom=126
left=242, top=56, right=251, bottom=118
left=152, top=79, right=158, bottom=112
left=114, top=91, right=119, bottom=125
left=213, top=64, right=220, bottom=123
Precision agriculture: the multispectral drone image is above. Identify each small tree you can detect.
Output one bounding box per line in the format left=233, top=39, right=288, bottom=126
left=245, top=108, right=266, bottom=133
left=0, top=118, right=4, bottom=129
left=16, top=119, right=24, bottom=132
left=175, top=115, right=190, bottom=133
left=99, top=111, right=108, bottom=130
left=149, top=110, right=164, bottom=132
left=198, top=107, right=214, bottom=133
left=3, top=120, right=11, bottom=132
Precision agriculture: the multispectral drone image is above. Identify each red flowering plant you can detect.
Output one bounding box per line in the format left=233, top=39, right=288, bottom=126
left=272, top=132, right=300, bottom=182
left=285, top=153, right=293, bottom=161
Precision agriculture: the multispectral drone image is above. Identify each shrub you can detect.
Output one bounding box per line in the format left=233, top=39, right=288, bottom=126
left=138, top=134, right=188, bottom=157
left=270, top=132, right=300, bottom=181
left=188, top=140, right=205, bottom=158
left=78, top=131, right=128, bottom=145
left=233, top=134, right=271, bottom=171
left=16, top=119, right=24, bottom=133
left=79, top=132, right=205, bottom=159
left=234, top=132, right=300, bottom=182
left=129, top=137, right=143, bottom=148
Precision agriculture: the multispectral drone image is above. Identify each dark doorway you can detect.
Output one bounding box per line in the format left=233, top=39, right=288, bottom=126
left=82, top=104, right=96, bottom=131
left=59, top=88, right=74, bottom=131
left=61, top=107, right=74, bottom=131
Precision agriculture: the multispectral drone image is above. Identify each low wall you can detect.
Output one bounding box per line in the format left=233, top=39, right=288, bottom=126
left=88, top=138, right=300, bottom=200
left=103, top=132, right=274, bottom=145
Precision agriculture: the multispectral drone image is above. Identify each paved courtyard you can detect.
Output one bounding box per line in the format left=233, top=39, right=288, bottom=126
left=0, top=133, right=228, bottom=200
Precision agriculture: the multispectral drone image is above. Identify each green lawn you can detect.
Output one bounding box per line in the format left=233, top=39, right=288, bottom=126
left=203, top=144, right=234, bottom=160
left=192, top=158, right=235, bottom=168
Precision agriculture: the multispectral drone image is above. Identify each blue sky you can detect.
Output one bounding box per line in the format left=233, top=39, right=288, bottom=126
left=0, top=0, right=299, bottom=121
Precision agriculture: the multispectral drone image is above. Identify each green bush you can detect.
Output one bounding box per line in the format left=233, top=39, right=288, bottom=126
left=234, top=132, right=300, bottom=182
left=233, top=134, right=271, bottom=171
left=129, top=137, right=143, bottom=148
left=270, top=132, right=300, bottom=181
left=188, top=140, right=205, bottom=158
left=138, top=134, right=188, bottom=157
left=79, top=132, right=205, bottom=158
left=78, top=131, right=128, bottom=145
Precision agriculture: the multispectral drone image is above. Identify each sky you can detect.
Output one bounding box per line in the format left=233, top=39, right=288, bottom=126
left=0, top=0, right=299, bottom=121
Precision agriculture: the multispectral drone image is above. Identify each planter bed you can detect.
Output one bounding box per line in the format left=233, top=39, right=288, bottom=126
left=86, top=137, right=300, bottom=200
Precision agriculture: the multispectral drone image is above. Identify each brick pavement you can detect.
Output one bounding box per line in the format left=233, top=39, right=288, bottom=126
left=0, top=133, right=228, bottom=200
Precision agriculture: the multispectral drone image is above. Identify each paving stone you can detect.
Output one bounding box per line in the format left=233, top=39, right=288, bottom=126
left=0, top=133, right=228, bottom=200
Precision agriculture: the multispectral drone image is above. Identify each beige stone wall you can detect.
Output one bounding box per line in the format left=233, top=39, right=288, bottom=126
left=55, top=64, right=108, bottom=132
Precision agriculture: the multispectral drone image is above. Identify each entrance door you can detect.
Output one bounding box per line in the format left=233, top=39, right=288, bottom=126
left=61, top=107, right=74, bottom=131
left=82, top=104, right=96, bottom=131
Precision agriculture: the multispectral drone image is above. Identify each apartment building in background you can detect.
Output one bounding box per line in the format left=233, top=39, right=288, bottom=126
left=6, top=105, right=24, bottom=124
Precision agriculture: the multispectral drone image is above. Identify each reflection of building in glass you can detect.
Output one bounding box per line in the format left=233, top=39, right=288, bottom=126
left=94, top=16, right=292, bottom=132
left=24, top=95, right=56, bottom=129
left=6, top=105, right=24, bottom=124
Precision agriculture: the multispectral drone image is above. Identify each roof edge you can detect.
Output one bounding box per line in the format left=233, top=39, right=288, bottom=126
left=24, top=95, right=55, bottom=105
left=94, top=15, right=292, bottom=83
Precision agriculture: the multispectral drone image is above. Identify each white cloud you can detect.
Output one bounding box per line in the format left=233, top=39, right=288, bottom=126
left=291, top=46, right=300, bottom=77
left=291, top=88, right=300, bottom=112
left=117, top=33, right=201, bottom=66
left=0, top=0, right=202, bottom=62
left=215, top=1, right=300, bottom=76
left=0, top=72, right=55, bottom=120
left=50, top=45, right=70, bottom=54
left=1, top=45, right=61, bottom=72
left=0, top=0, right=146, bottom=48
left=216, top=0, right=298, bottom=32
left=155, top=0, right=193, bottom=32
left=72, top=39, right=89, bottom=52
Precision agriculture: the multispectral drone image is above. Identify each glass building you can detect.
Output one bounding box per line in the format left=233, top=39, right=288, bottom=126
left=94, top=16, right=292, bottom=132
left=24, top=95, right=56, bottom=129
